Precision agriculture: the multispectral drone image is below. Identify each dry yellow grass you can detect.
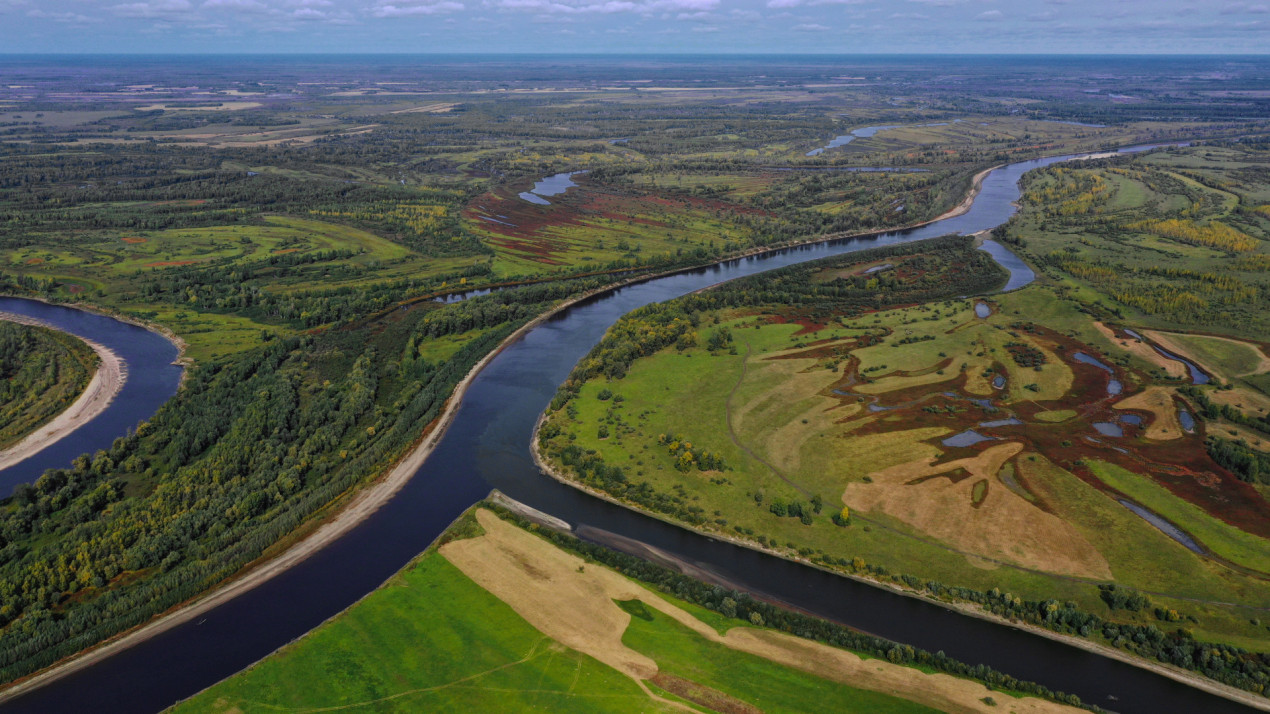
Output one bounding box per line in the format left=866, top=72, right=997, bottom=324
left=733, top=348, right=861, bottom=474
left=1093, top=322, right=1187, bottom=379
left=441, top=509, right=1082, bottom=714
left=1114, top=387, right=1183, bottom=440
left=855, top=359, right=972, bottom=395
left=1210, top=387, right=1270, bottom=419
left=843, top=443, right=1111, bottom=579
left=1212, top=422, right=1269, bottom=451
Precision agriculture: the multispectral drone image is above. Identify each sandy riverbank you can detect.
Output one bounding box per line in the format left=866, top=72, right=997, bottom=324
left=0, top=312, right=126, bottom=473
left=0, top=157, right=1037, bottom=704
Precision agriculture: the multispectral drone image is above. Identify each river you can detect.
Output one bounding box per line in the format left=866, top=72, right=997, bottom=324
left=0, top=298, right=182, bottom=497
left=6, top=143, right=1257, bottom=714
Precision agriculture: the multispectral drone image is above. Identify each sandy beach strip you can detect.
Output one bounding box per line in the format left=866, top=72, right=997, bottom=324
left=0, top=311, right=126, bottom=473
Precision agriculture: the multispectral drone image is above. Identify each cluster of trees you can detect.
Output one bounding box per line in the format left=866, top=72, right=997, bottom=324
left=1182, top=386, right=1270, bottom=438
left=0, top=321, right=95, bottom=448
left=1205, top=437, right=1270, bottom=485
left=1127, top=219, right=1258, bottom=253
left=0, top=279, right=589, bottom=683
left=766, top=495, right=822, bottom=525
left=657, top=432, right=727, bottom=473
left=548, top=442, right=709, bottom=527
left=1004, top=341, right=1048, bottom=368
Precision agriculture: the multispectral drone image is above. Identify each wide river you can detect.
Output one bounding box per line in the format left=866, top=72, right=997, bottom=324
left=4, top=145, right=1259, bottom=714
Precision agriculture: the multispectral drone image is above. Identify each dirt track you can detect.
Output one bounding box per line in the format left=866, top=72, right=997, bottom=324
left=0, top=312, right=125, bottom=472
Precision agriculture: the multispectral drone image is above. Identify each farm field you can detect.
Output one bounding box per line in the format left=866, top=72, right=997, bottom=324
left=537, top=238, right=1270, bottom=668
left=0, top=320, right=97, bottom=450
left=172, top=506, right=1079, bottom=714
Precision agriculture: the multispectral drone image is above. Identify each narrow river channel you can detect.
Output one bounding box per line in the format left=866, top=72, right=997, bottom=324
left=6, top=144, right=1258, bottom=714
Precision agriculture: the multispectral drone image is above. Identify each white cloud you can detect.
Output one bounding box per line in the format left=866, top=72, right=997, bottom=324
left=201, top=0, right=268, bottom=12
left=373, top=1, right=463, bottom=15
left=976, top=9, right=1003, bottom=20
left=1221, top=2, right=1269, bottom=13
left=27, top=8, right=101, bottom=22
left=793, top=21, right=829, bottom=30
left=109, top=0, right=192, bottom=17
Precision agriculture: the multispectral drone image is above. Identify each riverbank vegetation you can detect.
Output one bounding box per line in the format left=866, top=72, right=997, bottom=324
left=1, top=56, right=1269, bottom=698
left=0, top=320, right=96, bottom=450
left=171, top=504, right=1089, bottom=714
left=538, top=237, right=1270, bottom=697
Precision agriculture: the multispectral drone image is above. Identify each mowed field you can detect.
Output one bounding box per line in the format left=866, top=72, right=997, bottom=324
left=540, top=281, right=1270, bottom=647
left=170, top=508, right=1074, bottom=714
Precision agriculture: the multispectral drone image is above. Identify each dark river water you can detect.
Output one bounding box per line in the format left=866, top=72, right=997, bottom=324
left=6, top=144, right=1259, bottom=714
left=0, top=298, right=182, bottom=497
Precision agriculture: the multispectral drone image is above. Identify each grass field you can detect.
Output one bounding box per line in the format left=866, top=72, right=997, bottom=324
left=1146, top=331, right=1270, bottom=381
left=170, top=507, right=1059, bottom=714
left=5, top=216, right=414, bottom=277
left=1086, top=460, right=1270, bottom=575
left=540, top=274, right=1270, bottom=646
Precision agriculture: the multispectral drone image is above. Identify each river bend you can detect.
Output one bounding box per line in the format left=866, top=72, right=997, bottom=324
left=6, top=144, right=1255, bottom=714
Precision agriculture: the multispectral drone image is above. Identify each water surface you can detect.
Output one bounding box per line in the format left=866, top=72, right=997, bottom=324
left=7, top=143, right=1244, bottom=714
left=0, top=298, right=183, bottom=497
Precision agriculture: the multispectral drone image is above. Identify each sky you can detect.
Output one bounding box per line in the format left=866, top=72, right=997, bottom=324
left=1, top=0, right=1268, bottom=54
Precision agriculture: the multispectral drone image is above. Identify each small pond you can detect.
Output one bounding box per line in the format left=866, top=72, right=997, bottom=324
left=1093, top=422, right=1124, bottom=438
left=942, top=429, right=996, bottom=448
left=1072, top=352, right=1122, bottom=395
left=1179, top=410, right=1196, bottom=432
left=519, top=171, right=588, bottom=205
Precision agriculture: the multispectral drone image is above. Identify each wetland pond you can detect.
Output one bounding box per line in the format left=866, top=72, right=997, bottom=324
left=518, top=170, right=587, bottom=205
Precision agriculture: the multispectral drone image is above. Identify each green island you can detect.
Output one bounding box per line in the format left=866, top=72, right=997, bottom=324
left=171, top=503, right=1084, bottom=714
left=0, top=320, right=98, bottom=450
left=538, top=141, right=1270, bottom=698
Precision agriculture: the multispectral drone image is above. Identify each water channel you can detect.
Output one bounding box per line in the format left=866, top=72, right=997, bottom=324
left=5, top=143, right=1255, bottom=714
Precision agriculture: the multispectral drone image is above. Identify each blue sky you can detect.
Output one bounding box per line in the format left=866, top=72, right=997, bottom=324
left=2, top=0, right=1268, bottom=53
